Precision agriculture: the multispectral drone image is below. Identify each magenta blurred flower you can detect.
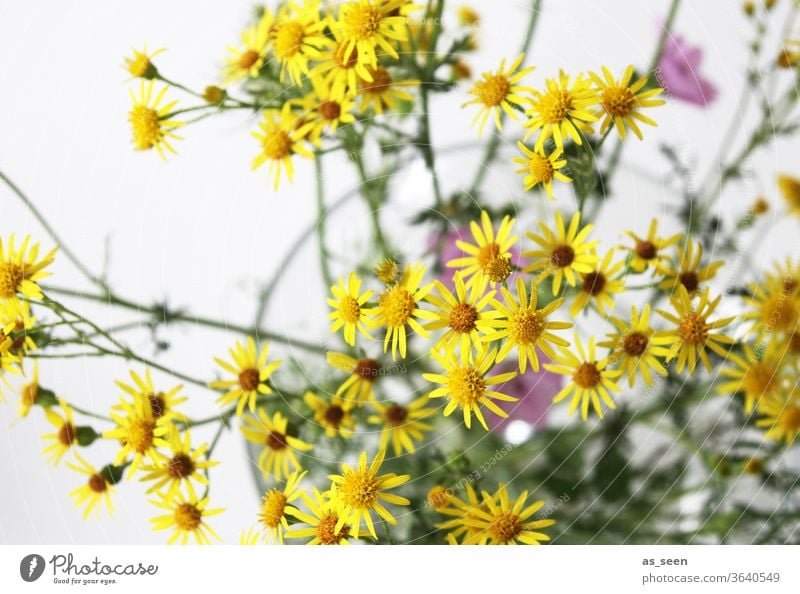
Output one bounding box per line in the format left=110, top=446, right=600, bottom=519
left=429, top=224, right=525, bottom=289
left=657, top=34, right=718, bottom=107
left=486, top=357, right=562, bottom=432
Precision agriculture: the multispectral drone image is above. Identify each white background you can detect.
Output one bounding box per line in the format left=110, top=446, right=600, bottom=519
left=1, top=0, right=798, bottom=544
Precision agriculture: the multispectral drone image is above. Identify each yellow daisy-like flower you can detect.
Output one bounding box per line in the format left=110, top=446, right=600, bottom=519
left=116, top=368, right=187, bottom=423
left=358, top=66, right=418, bottom=115
left=523, top=210, right=599, bottom=295
left=374, top=257, right=399, bottom=285
left=590, top=65, right=664, bottom=141
left=41, top=399, right=78, bottom=465
left=623, top=218, right=682, bottom=274
left=367, top=396, right=436, bottom=455
left=240, top=409, right=313, bottom=480
left=717, top=342, right=787, bottom=414
left=272, top=0, right=331, bottom=84
left=778, top=173, right=800, bottom=216
left=545, top=333, right=623, bottom=420
left=327, top=351, right=382, bottom=405
left=372, top=262, right=437, bottom=360
left=756, top=392, right=800, bottom=446
left=128, top=80, right=183, bottom=158
left=328, top=272, right=374, bottom=347
left=258, top=470, right=306, bottom=543
left=209, top=337, right=282, bottom=417
left=434, top=484, right=491, bottom=544
left=223, top=11, right=272, bottom=83
left=139, top=428, right=218, bottom=502
left=328, top=449, right=410, bottom=539
left=569, top=249, right=626, bottom=317
left=0, top=297, right=38, bottom=359
left=104, top=394, right=172, bottom=476
left=251, top=104, right=314, bottom=190
left=301, top=79, right=357, bottom=145
left=483, top=277, right=571, bottom=373
left=0, top=235, right=57, bottom=300
left=523, top=70, right=598, bottom=151
left=461, top=53, right=535, bottom=135
left=334, top=0, right=412, bottom=70
left=423, top=347, right=518, bottom=430
left=150, top=494, right=224, bottom=545
left=446, top=210, right=518, bottom=289
left=311, top=26, right=375, bottom=100
left=286, top=486, right=354, bottom=545
left=513, top=142, right=572, bottom=200
left=123, top=44, right=164, bottom=79
left=67, top=453, right=116, bottom=519
left=304, top=391, right=356, bottom=438
left=462, top=484, right=556, bottom=545
left=742, top=275, right=800, bottom=340
left=424, top=273, right=501, bottom=359
left=599, top=304, right=672, bottom=387
left=17, top=360, right=40, bottom=418
left=657, top=239, right=724, bottom=294
left=657, top=286, right=736, bottom=374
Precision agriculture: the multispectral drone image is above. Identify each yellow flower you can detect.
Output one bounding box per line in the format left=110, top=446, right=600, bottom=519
left=17, top=360, right=39, bottom=418
left=372, top=262, right=437, bottom=360
left=599, top=304, right=672, bottom=387
left=657, top=239, right=723, bottom=294
left=433, top=484, right=490, bottom=543
left=484, top=277, right=571, bottom=373
left=777, top=173, right=800, bottom=216
left=0, top=297, right=38, bottom=359
left=150, top=494, right=224, bottom=545
left=327, top=351, right=382, bottom=405
left=423, top=347, right=518, bottom=430
left=717, top=342, right=787, bottom=414
left=328, top=272, right=374, bottom=347
left=328, top=449, right=410, bottom=539
left=457, top=5, right=480, bottom=26
left=104, top=393, right=172, bottom=476
left=301, top=79, right=357, bottom=145
left=139, top=428, right=218, bottom=502
left=128, top=80, right=183, bottom=158
left=203, top=85, right=226, bottom=104
left=116, top=368, right=188, bottom=423
left=462, top=484, right=555, bottom=545
left=657, top=286, right=736, bottom=374
left=240, top=409, right=313, bottom=480
left=461, top=53, right=535, bottom=135
left=304, top=391, right=356, bottom=438
left=123, top=44, right=164, bottom=79
left=513, top=142, right=572, bottom=200
left=209, top=337, right=282, bottom=417
left=367, top=396, right=436, bottom=455
left=258, top=470, right=306, bottom=543
left=286, top=486, right=354, bottom=545
left=569, top=249, right=626, bottom=317
left=545, top=333, right=623, bottom=420
left=273, top=0, right=331, bottom=84
left=67, top=453, right=115, bottom=519
left=223, top=11, right=272, bottom=82
left=523, top=70, right=598, bottom=151
left=424, top=273, right=501, bottom=359
left=333, top=0, right=413, bottom=70
left=623, top=218, right=681, bottom=273
left=41, top=399, right=78, bottom=465
left=251, top=104, right=314, bottom=190
left=358, top=66, right=418, bottom=115
left=426, top=485, right=453, bottom=511
left=523, top=210, right=599, bottom=295
left=0, top=235, right=57, bottom=300
left=756, top=393, right=800, bottom=446
left=374, top=258, right=399, bottom=285
left=240, top=526, right=261, bottom=545
left=590, top=66, right=664, bottom=140
left=312, top=26, right=375, bottom=99
left=741, top=278, right=800, bottom=340
left=446, top=210, right=518, bottom=288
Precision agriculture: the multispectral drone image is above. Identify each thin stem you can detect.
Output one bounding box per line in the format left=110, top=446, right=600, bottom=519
left=468, top=0, right=543, bottom=196
left=0, top=170, right=106, bottom=289
left=350, top=150, right=391, bottom=256
left=314, top=154, right=335, bottom=291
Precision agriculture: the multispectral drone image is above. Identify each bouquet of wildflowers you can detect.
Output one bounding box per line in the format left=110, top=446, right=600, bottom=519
left=3, top=0, right=800, bottom=545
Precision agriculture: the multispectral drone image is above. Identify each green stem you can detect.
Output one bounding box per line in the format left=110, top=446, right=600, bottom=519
left=350, top=150, right=391, bottom=256
left=314, top=154, right=335, bottom=291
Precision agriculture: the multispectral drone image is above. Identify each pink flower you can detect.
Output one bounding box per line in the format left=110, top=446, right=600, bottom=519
left=486, top=357, right=562, bottom=432
left=657, top=34, right=718, bottom=107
